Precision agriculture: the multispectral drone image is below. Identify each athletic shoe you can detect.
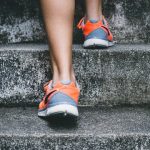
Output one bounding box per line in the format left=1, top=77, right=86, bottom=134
left=77, top=16, right=114, bottom=48
left=38, top=80, right=80, bottom=117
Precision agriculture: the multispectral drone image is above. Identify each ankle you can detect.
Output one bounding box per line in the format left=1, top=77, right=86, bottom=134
left=53, top=68, right=76, bottom=83
left=85, top=14, right=103, bottom=23
left=52, top=74, right=75, bottom=85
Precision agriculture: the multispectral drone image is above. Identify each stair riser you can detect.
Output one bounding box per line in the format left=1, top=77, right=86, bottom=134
left=0, top=0, right=150, bottom=43
left=1, top=45, right=150, bottom=106
left=0, top=135, right=150, bottom=150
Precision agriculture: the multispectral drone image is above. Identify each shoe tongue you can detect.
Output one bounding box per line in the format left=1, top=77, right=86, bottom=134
left=89, top=19, right=99, bottom=23
left=61, top=80, right=71, bottom=85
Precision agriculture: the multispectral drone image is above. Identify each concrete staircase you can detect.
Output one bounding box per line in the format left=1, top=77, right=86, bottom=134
left=0, top=0, right=150, bottom=149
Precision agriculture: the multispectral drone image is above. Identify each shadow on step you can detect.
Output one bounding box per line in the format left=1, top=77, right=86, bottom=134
left=40, top=114, right=78, bottom=130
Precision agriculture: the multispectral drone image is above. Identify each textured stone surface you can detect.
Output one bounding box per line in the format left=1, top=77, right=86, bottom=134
left=1, top=106, right=150, bottom=149
left=0, top=0, right=150, bottom=44
left=0, top=0, right=83, bottom=44
left=0, top=44, right=51, bottom=106
left=1, top=44, right=150, bottom=106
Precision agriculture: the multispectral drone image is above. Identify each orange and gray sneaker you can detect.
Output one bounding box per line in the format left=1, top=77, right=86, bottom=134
left=77, top=16, right=114, bottom=48
left=38, top=80, right=80, bottom=117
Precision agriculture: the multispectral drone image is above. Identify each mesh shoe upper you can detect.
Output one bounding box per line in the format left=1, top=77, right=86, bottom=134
left=77, top=16, right=113, bottom=42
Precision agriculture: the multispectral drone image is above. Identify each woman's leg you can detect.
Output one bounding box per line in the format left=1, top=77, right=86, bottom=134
left=38, top=0, right=80, bottom=117
left=85, top=0, right=103, bottom=21
left=40, top=0, right=75, bottom=84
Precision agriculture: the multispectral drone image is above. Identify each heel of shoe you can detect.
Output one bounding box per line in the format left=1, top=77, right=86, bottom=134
left=83, top=39, right=114, bottom=48
left=47, top=104, right=79, bottom=117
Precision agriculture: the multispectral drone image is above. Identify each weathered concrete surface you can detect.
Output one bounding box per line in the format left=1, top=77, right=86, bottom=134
left=0, top=0, right=149, bottom=44
left=0, top=44, right=150, bottom=106
left=0, top=44, right=51, bottom=106
left=103, top=0, right=150, bottom=43
left=1, top=106, right=150, bottom=149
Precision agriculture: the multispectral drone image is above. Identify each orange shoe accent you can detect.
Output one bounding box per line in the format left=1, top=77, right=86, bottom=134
left=52, top=81, right=80, bottom=104
left=38, top=81, right=80, bottom=111
left=39, top=80, right=57, bottom=111
left=77, top=16, right=113, bottom=42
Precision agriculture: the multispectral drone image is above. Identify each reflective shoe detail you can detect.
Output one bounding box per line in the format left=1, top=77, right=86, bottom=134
left=77, top=16, right=114, bottom=48
left=38, top=80, right=80, bottom=117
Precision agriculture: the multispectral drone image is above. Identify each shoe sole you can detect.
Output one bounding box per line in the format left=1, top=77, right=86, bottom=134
left=38, top=109, right=47, bottom=117
left=83, top=39, right=114, bottom=49
left=38, top=104, right=79, bottom=117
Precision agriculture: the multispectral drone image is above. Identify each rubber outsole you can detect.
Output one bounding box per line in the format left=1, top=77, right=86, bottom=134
left=83, top=39, right=114, bottom=49
left=38, top=104, right=79, bottom=117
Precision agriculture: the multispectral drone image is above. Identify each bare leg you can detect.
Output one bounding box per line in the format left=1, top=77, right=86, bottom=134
left=40, top=0, right=75, bottom=84
left=85, top=0, right=103, bottom=21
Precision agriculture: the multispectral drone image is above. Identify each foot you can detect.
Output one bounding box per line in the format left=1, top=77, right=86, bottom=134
left=38, top=80, right=80, bottom=117
left=77, top=16, right=114, bottom=48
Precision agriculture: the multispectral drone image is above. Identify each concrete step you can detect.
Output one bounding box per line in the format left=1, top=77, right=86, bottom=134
left=0, top=106, right=150, bottom=149
left=1, top=44, right=150, bottom=107
left=0, top=0, right=149, bottom=44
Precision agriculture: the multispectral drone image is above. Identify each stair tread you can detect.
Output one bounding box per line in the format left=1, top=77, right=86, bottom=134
left=1, top=106, right=150, bottom=137
left=0, top=43, right=150, bottom=52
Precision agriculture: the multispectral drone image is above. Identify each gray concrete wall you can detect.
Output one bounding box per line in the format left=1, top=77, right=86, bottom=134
left=0, top=0, right=150, bottom=44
